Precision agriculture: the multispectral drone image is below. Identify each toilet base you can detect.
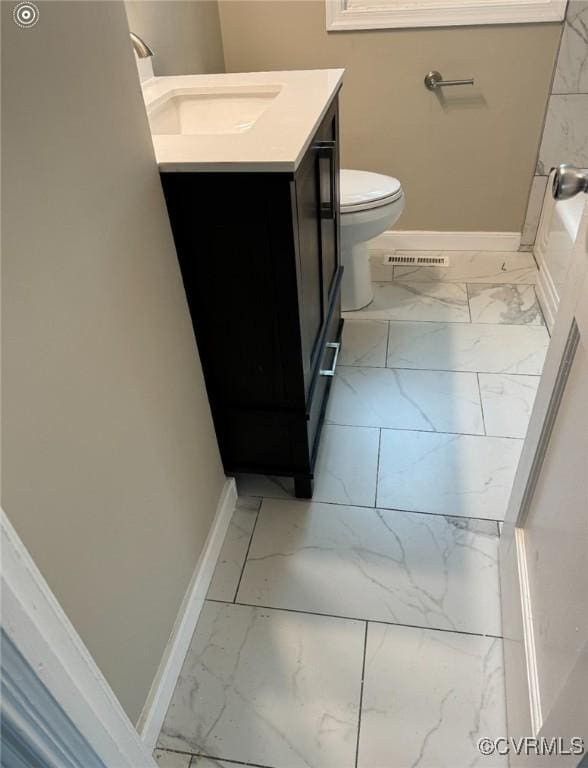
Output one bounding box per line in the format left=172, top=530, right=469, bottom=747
left=341, top=241, right=373, bottom=312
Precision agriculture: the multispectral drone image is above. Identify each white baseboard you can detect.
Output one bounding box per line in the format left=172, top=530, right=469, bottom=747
left=137, top=477, right=238, bottom=751
left=369, top=230, right=522, bottom=253
left=534, top=253, right=559, bottom=333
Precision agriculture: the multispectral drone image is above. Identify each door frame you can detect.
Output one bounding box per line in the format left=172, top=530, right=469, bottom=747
left=500, top=195, right=588, bottom=754
left=1, top=507, right=157, bottom=767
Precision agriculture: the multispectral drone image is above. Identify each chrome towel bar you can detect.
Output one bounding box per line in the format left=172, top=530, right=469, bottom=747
left=424, top=71, right=474, bottom=91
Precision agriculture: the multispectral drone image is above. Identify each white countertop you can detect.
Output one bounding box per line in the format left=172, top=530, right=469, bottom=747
left=142, top=69, right=344, bottom=173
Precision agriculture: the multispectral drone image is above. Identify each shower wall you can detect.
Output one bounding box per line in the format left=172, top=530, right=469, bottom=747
left=522, top=1, right=588, bottom=247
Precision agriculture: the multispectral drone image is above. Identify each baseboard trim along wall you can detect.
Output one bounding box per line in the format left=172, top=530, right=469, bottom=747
left=137, top=477, right=238, bottom=751
left=370, top=230, right=522, bottom=252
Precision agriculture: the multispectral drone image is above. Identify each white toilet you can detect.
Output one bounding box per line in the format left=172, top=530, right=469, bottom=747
left=340, top=169, right=405, bottom=311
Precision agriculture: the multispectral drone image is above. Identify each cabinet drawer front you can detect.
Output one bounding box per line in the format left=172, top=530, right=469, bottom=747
left=307, top=298, right=343, bottom=468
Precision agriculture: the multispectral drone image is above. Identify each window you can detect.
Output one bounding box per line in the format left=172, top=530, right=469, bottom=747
left=326, top=0, right=567, bottom=31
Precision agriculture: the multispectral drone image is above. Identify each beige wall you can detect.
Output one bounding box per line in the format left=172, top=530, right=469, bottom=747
left=2, top=1, right=225, bottom=722
left=219, top=1, right=561, bottom=232
left=125, top=0, right=225, bottom=76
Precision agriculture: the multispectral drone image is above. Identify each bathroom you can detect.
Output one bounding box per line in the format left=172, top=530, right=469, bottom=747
left=2, top=1, right=588, bottom=767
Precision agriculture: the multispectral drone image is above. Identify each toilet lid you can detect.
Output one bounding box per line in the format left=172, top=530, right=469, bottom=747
left=340, top=169, right=403, bottom=213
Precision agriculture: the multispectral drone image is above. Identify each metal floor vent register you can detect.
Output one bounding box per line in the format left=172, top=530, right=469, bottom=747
left=382, top=254, right=450, bottom=267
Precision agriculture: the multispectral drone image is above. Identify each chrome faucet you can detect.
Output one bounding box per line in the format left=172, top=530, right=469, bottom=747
left=129, top=32, right=154, bottom=59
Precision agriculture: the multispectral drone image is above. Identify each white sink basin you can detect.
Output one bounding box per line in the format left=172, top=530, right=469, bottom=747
left=147, top=84, right=282, bottom=136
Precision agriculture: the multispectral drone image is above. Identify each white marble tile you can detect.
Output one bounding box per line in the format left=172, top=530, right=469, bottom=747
left=553, top=1, right=588, bottom=95
left=479, top=373, right=540, bottom=439
left=537, top=94, right=588, bottom=174
left=339, top=319, right=388, bottom=367
left=521, top=176, right=548, bottom=246
left=235, top=426, right=379, bottom=506
left=206, top=500, right=260, bottom=602
left=235, top=473, right=294, bottom=499
left=467, top=283, right=544, bottom=325
left=344, top=282, right=470, bottom=323
left=393, top=251, right=538, bottom=284
left=358, top=624, right=507, bottom=768
left=386, top=321, right=549, bottom=375
left=326, top=366, right=484, bottom=434
left=237, top=499, right=501, bottom=636
left=377, top=429, right=523, bottom=521
left=369, top=254, right=394, bottom=282
left=159, top=601, right=364, bottom=768
left=153, top=750, right=191, bottom=768
left=313, top=424, right=379, bottom=506
left=191, top=758, right=241, bottom=767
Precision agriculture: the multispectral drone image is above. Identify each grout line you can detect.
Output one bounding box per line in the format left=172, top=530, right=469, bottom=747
left=232, top=499, right=263, bottom=603
left=354, top=622, right=369, bottom=768
left=205, top=598, right=504, bottom=641
left=336, top=362, right=545, bottom=377
left=497, top=521, right=501, bottom=537
left=242, top=490, right=507, bottom=525
left=374, top=428, right=382, bottom=508
left=465, top=283, right=473, bottom=323
left=346, top=315, right=546, bottom=328
left=164, top=745, right=277, bottom=768
left=191, top=752, right=274, bottom=768
left=476, top=372, right=488, bottom=437
left=326, top=420, right=522, bottom=441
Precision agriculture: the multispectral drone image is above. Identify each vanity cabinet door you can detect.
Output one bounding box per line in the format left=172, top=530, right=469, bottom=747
left=294, top=98, right=341, bottom=391
left=295, top=140, right=325, bottom=385
left=316, top=107, right=340, bottom=313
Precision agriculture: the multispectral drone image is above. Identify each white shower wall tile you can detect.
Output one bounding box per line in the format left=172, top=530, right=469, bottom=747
left=537, top=94, right=588, bottom=174
left=553, top=0, right=588, bottom=95
left=521, top=176, right=548, bottom=246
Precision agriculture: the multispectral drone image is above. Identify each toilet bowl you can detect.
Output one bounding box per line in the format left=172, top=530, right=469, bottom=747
left=340, top=169, right=405, bottom=311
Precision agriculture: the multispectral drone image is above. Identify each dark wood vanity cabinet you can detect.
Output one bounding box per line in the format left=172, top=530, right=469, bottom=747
left=161, top=96, right=342, bottom=498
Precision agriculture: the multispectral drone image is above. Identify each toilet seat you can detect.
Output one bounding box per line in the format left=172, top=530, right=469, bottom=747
left=340, top=169, right=403, bottom=213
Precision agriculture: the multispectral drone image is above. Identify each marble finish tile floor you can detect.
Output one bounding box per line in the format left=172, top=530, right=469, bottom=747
left=358, top=624, right=507, bottom=768
left=392, top=250, right=538, bottom=284
left=326, top=366, right=485, bottom=435
left=479, top=373, right=540, bottom=439
left=237, top=499, right=502, bottom=636
left=386, top=320, right=549, bottom=374
left=158, top=253, right=547, bottom=767
left=339, top=319, right=388, bottom=367
left=159, top=601, right=364, bottom=768
left=377, top=429, right=522, bottom=521
left=344, top=281, right=470, bottom=323
left=207, top=497, right=261, bottom=602
left=467, top=283, right=544, bottom=326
